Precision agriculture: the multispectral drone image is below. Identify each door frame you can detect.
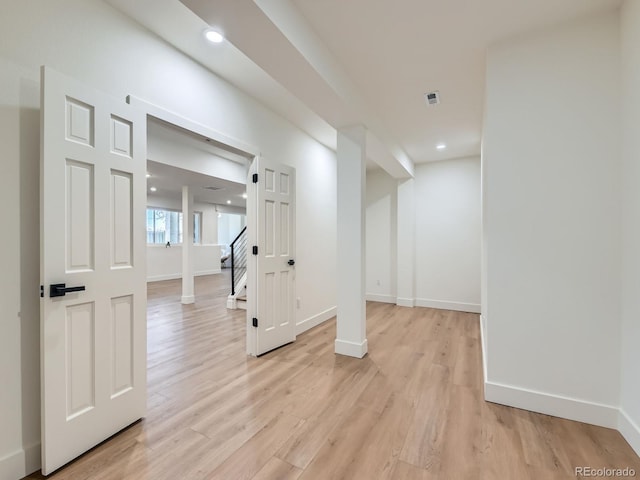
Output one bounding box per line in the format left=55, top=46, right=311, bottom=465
left=126, top=95, right=260, bottom=355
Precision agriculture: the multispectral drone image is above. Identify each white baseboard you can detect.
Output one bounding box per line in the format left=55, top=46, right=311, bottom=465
left=0, top=443, right=40, bottom=480
left=415, top=298, right=481, bottom=313
left=147, top=273, right=181, bottom=282
left=147, top=269, right=222, bottom=283
left=619, top=409, right=640, bottom=457
left=481, top=315, right=638, bottom=455
left=296, top=307, right=336, bottom=335
left=335, top=338, right=368, bottom=358
left=396, top=297, right=415, bottom=307
left=484, top=381, right=619, bottom=429
left=365, top=294, right=396, bottom=304
left=0, top=449, right=26, bottom=480
left=195, top=269, right=222, bottom=277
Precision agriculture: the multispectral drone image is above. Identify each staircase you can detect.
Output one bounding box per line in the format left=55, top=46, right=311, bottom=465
left=227, top=226, right=248, bottom=310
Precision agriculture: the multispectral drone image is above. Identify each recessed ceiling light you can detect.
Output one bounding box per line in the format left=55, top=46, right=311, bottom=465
left=149, top=187, right=157, bottom=192
left=241, top=193, right=247, bottom=199
left=205, top=29, right=224, bottom=43
left=436, top=144, right=447, bottom=150
left=226, top=200, right=231, bottom=204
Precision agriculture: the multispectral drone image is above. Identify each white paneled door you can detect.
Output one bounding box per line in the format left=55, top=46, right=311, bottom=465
left=40, top=67, right=146, bottom=475
left=252, top=158, right=296, bottom=356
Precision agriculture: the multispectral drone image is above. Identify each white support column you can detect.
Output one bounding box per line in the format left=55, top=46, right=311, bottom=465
left=335, top=126, right=368, bottom=358
left=181, top=185, right=195, bottom=304
left=396, top=178, right=415, bottom=307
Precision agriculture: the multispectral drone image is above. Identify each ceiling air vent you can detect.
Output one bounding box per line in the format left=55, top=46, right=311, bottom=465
left=203, top=186, right=224, bottom=191
left=424, top=91, right=441, bottom=106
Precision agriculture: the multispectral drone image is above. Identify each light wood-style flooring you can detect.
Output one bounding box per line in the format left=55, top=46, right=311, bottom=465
left=26, top=272, right=640, bottom=479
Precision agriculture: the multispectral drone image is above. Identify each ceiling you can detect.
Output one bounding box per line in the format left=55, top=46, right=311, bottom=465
left=289, top=0, right=621, bottom=164
left=147, top=160, right=247, bottom=208
left=107, top=0, right=620, bottom=176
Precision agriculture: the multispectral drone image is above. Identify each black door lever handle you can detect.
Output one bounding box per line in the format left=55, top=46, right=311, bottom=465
left=288, top=259, right=295, bottom=266
left=50, top=283, right=86, bottom=298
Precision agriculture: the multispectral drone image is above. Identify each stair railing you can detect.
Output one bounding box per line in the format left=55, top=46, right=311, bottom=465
left=230, top=226, right=248, bottom=296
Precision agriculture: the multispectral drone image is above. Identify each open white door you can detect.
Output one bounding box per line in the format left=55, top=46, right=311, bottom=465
left=249, top=157, right=296, bottom=356
left=40, top=67, right=146, bottom=475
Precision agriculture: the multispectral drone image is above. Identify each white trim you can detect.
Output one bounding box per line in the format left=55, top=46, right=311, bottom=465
left=194, top=269, right=222, bottom=277
left=147, top=273, right=181, bottom=282
left=0, top=443, right=40, bottom=479
left=0, top=449, right=26, bottom=480
left=226, top=295, right=237, bottom=310
left=365, top=294, right=396, bottom=304
left=126, top=95, right=260, bottom=159
left=484, top=381, right=619, bottom=429
left=147, top=269, right=221, bottom=283
left=479, top=315, right=488, bottom=384
left=619, top=409, right=640, bottom=457
left=396, top=297, right=415, bottom=307
left=296, top=306, right=336, bottom=335
left=335, top=338, right=368, bottom=358
left=181, top=295, right=195, bottom=304
left=415, top=298, right=481, bottom=313
left=480, top=314, right=638, bottom=454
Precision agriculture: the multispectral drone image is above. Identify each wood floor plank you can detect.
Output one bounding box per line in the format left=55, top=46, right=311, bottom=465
left=439, top=385, right=483, bottom=479
left=390, top=460, right=438, bottom=480
left=274, top=359, right=378, bottom=469
left=340, top=391, right=413, bottom=480
left=204, top=413, right=303, bottom=480
left=23, top=272, right=640, bottom=480
left=399, top=363, right=451, bottom=471
left=296, top=403, right=380, bottom=480
left=250, top=457, right=302, bottom=480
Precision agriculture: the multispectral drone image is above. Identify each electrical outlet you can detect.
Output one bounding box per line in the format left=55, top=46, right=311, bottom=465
left=297, top=297, right=301, bottom=309
left=376, top=279, right=381, bottom=286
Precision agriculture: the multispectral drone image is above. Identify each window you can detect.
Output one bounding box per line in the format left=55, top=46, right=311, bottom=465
left=194, top=212, right=201, bottom=245
left=146, top=208, right=202, bottom=244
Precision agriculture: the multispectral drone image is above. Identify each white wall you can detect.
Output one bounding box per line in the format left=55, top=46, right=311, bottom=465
left=415, top=157, right=481, bottom=312
left=619, top=0, right=640, bottom=454
left=202, top=207, right=219, bottom=246
left=217, top=213, right=247, bottom=249
left=146, top=196, right=225, bottom=282
left=0, top=1, right=337, bottom=477
left=365, top=169, right=397, bottom=303
left=147, top=245, right=222, bottom=282
left=365, top=160, right=480, bottom=311
left=0, top=60, right=41, bottom=480
left=483, top=12, right=622, bottom=425
left=293, top=140, right=337, bottom=333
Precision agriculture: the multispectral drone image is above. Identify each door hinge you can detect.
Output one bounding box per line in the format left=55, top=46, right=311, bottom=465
left=40, top=285, right=44, bottom=298
left=252, top=246, right=258, bottom=255
left=252, top=317, right=258, bottom=327
left=252, top=173, right=258, bottom=183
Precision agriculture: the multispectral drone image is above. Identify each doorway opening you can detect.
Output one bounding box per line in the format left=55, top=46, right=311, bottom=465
left=142, top=115, right=255, bottom=454
left=145, top=115, right=249, bottom=294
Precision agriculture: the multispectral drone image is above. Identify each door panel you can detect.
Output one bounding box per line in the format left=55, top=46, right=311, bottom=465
left=65, top=302, right=96, bottom=419
left=254, top=158, right=296, bottom=355
left=40, top=66, right=146, bottom=475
